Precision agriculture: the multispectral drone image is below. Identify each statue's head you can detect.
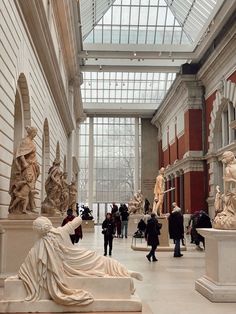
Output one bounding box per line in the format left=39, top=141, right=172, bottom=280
left=222, top=151, right=235, bottom=164
left=25, top=126, right=37, bottom=139
left=33, top=216, right=53, bottom=236
left=159, top=167, right=165, bottom=174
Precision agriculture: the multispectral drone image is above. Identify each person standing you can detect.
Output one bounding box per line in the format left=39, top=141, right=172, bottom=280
left=168, top=206, right=184, bottom=257
left=102, top=213, right=115, bottom=256
left=145, top=213, right=161, bottom=262
left=119, top=203, right=129, bottom=238
left=61, top=208, right=83, bottom=245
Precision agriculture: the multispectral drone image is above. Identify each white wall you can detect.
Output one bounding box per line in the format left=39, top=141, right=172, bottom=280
left=0, top=0, right=69, bottom=217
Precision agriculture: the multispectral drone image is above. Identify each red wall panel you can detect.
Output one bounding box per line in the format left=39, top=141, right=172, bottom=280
left=228, top=70, right=236, bottom=83
left=178, top=134, right=185, bottom=159
left=184, top=171, right=205, bottom=213
left=169, top=140, right=178, bottom=164
left=163, top=148, right=169, bottom=167
left=185, top=109, right=202, bottom=151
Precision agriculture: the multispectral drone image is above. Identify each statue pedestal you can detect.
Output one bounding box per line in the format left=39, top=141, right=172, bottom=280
left=158, top=216, right=169, bottom=247
left=0, top=217, right=63, bottom=283
left=0, top=276, right=142, bottom=312
left=128, top=214, right=143, bottom=236
left=195, top=228, right=236, bottom=302
left=82, top=220, right=94, bottom=232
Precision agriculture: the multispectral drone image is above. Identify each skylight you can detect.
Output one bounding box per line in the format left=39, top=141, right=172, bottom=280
left=81, top=71, right=176, bottom=105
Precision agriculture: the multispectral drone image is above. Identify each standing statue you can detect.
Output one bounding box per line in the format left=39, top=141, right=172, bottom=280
left=41, top=158, right=62, bottom=216
left=60, top=172, right=69, bottom=214
left=9, top=126, right=40, bottom=214
left=68, top=180, right=77, bottom=212
left=214, top=185, right=224, bottom=216
left=18, top=216, right=142, bottom=305
left=128, top=190, right=144, bottom=214
left=214, top=151, right=236, bottom=229
left=153, top=167, right=165, bottom=216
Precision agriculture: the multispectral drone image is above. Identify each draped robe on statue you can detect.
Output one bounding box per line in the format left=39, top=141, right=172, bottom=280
left=18, top=216, right=140, bottom=306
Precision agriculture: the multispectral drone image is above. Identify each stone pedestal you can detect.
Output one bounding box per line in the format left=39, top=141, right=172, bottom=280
left=195, top=228, right=236, bottom=302
left=0, top=217, right=63, bottom=283
left=0, top=276, right=142, bottom=312
left=82, top=220, right=94, bottom=232
left=128, top=214, right=143, bottom=236
left=158, top=216, right=169, bottom=247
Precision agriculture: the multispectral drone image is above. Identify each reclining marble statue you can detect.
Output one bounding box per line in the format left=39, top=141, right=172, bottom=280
left=213, top=151, right=236, bottom=229
left=9, top=126, right=40, bottom=214
left=17, top=216, right=142, bottom=306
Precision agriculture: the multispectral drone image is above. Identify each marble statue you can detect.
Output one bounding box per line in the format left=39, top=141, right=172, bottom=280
left=9, top=126, right=40, bottom=214
left=68, top=180, right=77, bottom=212
left=60, top=172, right=69, bottom=214
left=214, top=185, right=223, bottom=216
left=213, top=151, right=236, bottom=229
left=18, top=216, right=142, bottom=305
left=41, top=158, right=62, bottom=216
left=128, top=190, right=144, bottom=214
left=153, top=167, right=165, bottom=216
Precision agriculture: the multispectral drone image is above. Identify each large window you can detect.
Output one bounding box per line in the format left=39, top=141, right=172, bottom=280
left=78, top=117, right=141, bottom=210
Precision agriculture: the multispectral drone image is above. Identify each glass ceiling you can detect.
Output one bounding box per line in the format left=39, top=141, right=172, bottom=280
left=84, top=0, right=190, bottom=45
left=81, top=71, right=176, bottom=104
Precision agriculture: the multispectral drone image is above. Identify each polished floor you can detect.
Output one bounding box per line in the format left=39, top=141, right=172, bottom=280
left=1, top=226, right=236, bottom=314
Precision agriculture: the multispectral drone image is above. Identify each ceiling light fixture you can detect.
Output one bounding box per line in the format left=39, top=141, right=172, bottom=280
left=133, top=52, right=137, bottom=57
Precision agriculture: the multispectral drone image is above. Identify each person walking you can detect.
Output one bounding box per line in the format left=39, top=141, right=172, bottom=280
left=102, top=213, right=115, bottom=256
left=119, top=203, right=129, bottom=238
left=145, top=213, right=162, bottom=262
left=168, top=206, right=184, bottom=257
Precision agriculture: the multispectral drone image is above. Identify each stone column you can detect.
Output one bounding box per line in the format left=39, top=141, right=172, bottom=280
left=88, top=117, right=94, bottom=210
left=134, top=117, right=139, bottom=192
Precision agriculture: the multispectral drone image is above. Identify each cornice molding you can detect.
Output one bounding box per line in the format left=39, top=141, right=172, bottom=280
left=198, top=27, right=236, bottom=98
left=152, top=75, right=204, bottom=127
left=164, top=154, right=204, bottom=177
left=15, top=0, right=76, bottom=133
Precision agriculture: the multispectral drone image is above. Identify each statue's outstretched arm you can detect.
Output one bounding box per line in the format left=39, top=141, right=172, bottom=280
left=61, top=216, right=82, bottom=235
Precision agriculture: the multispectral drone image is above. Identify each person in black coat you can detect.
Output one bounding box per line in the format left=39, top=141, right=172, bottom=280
left=145, top=213, right=161, bottom=262
left=168, top=208, right=184, bottom=257
left=102, top=212, right=115, bottom=256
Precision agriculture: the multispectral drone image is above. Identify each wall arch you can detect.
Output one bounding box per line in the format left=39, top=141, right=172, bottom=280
left=13, top=73, right=31, bottom=150
left=208, top=80, right=236, bottom=153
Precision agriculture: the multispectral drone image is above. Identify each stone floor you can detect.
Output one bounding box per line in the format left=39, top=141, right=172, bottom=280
left=1, top=225, right=236, bottom=314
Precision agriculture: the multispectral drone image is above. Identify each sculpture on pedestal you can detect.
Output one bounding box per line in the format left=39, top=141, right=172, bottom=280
left=214, top=185, right=223, bottom=216
left=60, top=172, right=69, bottom=214
left=213, top=151, right=236, bottom=229
left=9, top=126, right=40, bottom=214
left=153, top=167, right=165, bottom=216
left=18, top=216, right=142, bottom=305
left=41, top=158, right=62, bottom=216
left=128, top=190, right=144, bottom=214
left=68, top=180, right=77, bottom=212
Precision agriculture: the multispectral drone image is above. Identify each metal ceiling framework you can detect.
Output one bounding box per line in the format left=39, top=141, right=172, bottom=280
left=78, top=0, right=232, bottom=115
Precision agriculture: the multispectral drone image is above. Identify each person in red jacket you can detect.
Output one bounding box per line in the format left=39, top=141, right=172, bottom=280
left=62, top=208, right=83, bottom=244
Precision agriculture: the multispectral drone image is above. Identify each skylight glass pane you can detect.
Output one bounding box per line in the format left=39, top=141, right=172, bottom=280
left=81, top=71, right=176, bottom=106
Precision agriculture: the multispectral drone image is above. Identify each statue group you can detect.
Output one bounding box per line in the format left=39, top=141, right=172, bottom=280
left=9, top=126, right=40, bottom=214
left=9, top=126, right=77, bottom=216
left=42, top=160, right=77, bottom=216
left=213, top=151, right=236, bottom=229
left=128, top=190, right=144, bottom=214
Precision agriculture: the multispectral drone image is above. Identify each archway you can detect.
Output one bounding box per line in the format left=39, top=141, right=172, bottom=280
left=13, top=73, right=31, bottom=150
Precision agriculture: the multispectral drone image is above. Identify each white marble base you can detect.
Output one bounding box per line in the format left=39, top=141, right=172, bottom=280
left=195, top=228, right=236, bottom=302
left=128, top=214, right=143, bottom=236
left=0, top=277, right=142, bottom=312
